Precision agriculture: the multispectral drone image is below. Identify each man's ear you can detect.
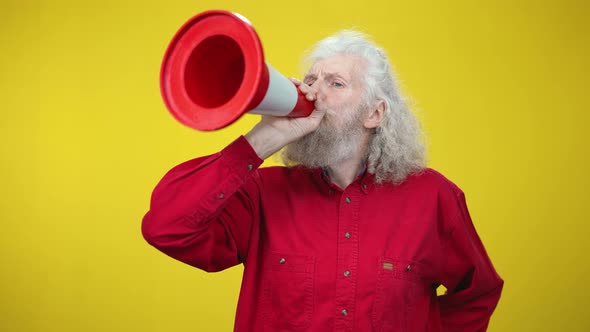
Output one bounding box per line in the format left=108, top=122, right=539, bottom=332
left=364, top=100, right=386, bottom=129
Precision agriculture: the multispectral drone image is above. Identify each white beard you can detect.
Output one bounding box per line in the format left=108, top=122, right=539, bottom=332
left=282, top=104, right=367, bottom=168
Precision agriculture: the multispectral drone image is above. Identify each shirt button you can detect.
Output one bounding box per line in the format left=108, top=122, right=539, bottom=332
left=341, top=309, right=348, bottom=316
left=345, top=197, right=351, bottom=204
left=362, top=184, right=367, bottom=189
left=279, top=258, right=286, bottom=264
left=406, top=264, right=411, bottom=271
left=247, top=164, right=253, bottom=171
left=218, top=193, right=225, bottom=199
left=345, top=232, right=351, bottom=239
left=343, top=270, right=351, bottom=277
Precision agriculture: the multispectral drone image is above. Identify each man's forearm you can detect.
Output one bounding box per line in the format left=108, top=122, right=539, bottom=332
left=244, top=124, right=287, bottom=160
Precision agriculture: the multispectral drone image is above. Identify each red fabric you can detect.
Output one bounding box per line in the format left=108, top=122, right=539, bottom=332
left=142, top=136, right=504, bottom=332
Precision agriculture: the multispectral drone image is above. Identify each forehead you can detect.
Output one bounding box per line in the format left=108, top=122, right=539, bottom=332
left=307, top=54, right=366, bottom=79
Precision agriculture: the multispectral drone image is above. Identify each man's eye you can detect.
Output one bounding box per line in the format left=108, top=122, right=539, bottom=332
left=333, top=81, right=344, bottom=88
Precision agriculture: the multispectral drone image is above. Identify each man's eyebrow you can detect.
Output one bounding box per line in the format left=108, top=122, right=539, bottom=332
left=303, top=72, right=349, bottom=82
left=303, top=74, right=317, bottom=82
left=324, top=72, right=348, bottom=82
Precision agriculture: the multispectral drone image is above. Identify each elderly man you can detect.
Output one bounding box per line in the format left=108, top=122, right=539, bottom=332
left=142, top=30, right=504, bottom=331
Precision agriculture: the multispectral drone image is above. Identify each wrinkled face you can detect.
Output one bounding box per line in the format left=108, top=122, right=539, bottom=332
left=303, top=54, right=367, bottom=129
left=282, top=54, right=371, bottom=168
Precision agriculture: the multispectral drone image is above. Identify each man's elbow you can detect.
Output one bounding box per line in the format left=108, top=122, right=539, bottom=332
left=141, top=212, right=225, bottom=273
left=141, top=211, right=167, bottom=248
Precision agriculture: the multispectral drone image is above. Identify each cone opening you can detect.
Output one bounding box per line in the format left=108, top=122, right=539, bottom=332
left=184, top=35, right=245, bottom=109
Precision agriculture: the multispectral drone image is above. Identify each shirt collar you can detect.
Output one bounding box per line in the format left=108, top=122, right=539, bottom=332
left=315, top=162, right=374, bottom=195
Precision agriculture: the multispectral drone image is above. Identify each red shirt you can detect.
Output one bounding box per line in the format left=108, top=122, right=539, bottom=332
left=142, top=136, right=503, bottom=332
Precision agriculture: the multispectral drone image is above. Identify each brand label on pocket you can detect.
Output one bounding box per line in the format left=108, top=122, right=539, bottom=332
left=382, top=262, right=394, bottom=270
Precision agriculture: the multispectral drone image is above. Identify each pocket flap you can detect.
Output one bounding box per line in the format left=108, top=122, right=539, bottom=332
left=379, top=257, right=425, bottom=283
left=266, top=252, right=315, bottom=273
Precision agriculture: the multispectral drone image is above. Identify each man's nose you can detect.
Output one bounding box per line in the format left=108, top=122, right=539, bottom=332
left=309, top=78, right=324, bottom=98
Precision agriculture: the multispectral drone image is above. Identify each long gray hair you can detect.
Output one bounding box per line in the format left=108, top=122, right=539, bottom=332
left=301, top=30, right=427, bottom=184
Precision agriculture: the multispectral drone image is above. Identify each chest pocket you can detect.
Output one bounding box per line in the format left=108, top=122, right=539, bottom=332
left=260, top=252, right=315, bottom=331
left=372, top=257, right=431, bottom=332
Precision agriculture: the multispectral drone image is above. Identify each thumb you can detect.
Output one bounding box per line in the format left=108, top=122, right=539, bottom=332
left=308, top=108, right=326, bottom=121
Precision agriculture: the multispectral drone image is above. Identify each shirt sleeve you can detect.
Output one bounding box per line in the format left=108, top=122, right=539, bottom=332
left=437, top=188, right=504, bottom=332
left=141, top=136, right=264, bottom=272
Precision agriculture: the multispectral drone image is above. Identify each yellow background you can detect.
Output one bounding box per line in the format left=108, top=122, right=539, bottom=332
left=1, top=0, right=588, bottom=331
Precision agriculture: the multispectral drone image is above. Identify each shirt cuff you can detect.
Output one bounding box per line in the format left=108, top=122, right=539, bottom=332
left=221, top=136, right=264, bottom=174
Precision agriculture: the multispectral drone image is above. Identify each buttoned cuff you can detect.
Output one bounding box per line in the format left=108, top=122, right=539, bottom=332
left=221, top=136, right=264, bottom=175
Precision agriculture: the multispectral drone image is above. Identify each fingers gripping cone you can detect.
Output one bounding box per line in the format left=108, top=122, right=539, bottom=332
left=160, top=10, right=314, bottom=131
